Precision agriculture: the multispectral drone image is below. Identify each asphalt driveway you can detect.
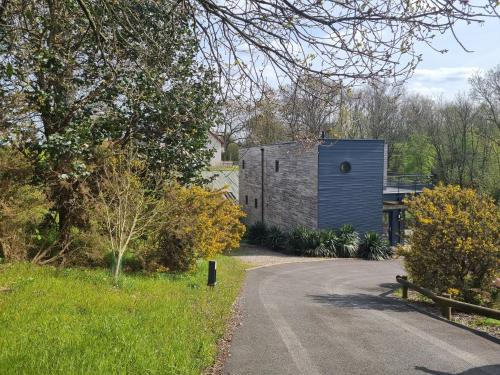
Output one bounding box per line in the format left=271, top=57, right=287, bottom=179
left=224, top=259, right=500, bottom=375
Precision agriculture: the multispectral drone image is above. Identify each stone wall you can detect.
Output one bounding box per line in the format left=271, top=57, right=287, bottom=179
left=239, top=142, right=318, bottom=231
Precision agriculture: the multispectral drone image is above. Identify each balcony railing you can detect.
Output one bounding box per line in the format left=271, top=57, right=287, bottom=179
left=385, top=174, right=433, bottom=194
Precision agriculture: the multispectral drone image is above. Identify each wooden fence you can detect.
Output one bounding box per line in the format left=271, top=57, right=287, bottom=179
left=396, top=275, right=500, bottom=320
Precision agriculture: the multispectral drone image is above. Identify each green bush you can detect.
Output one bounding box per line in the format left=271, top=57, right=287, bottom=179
left=316, top=230, right=339, bottom=257
left=0, top=148, right=51, bottom=262
left=246, top=222, right=268, bottom=245
left=145, top=231, right=198, bottom=272
left=303, top=245, right=332, bottom=257
left=265, top=226, right=288, bottom=251
left=104, top=251, right=144, bottom=273
left=358, top=232, right=393, bottom=260
left=335, top=224, right=360, bottom=258
left=288, top=227, right=322, bottom=255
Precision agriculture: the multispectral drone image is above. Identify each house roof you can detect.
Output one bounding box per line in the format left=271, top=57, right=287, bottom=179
left=240, top=138, right=385, bottom=149
left=208, top=130, right=224, bottom=145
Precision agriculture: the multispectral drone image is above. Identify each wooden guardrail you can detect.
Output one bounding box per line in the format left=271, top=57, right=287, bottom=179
left=396, top=275, right=500, bottom=320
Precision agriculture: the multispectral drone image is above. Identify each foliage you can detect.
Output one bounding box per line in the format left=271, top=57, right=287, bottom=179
left=335, top=225, right=360, bottom=258
left=288, top=227, right=322, bottom=256
left=103, top=251, right=144, bottom=273
left=90, top=145, right=164, bottom=284
left=0, top=148, right=51, bottom=261
left=403, top=185, right=500, bottom=304
left=315, top=230, right=340, bottom=258
left=244, top=91, right=288, bottom=146
left=246, top=222, right=269, bottom=246
left=146, top=185, right=245, bottom=272
left=0, top=257, right=245, bottom=374
left=358, top=232, right=393, bottom=260
left=303, top=245, right=332, bottom=258
left=222, top=143, right=240, bottom=162
left=264, top=226, right=288, bottom=251
left=1, top=1, right=219, bottom=238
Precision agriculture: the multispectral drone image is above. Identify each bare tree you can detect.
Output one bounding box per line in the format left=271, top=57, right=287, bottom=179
left=217, top=98, right=249, bottom=152
left=94, top=146, right=163, bottom=285
left=243, top=89, right=288, bottom=145
left=280, top=75, right=340, bottom=140
left=53, top=1, right=500, bottom=97
left=187, top=0, right=499, bottom=93
left=471, top=65, right=500, bottom=135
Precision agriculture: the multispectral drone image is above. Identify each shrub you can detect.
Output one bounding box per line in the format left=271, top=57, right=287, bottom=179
left=246, top=222, right=268, bottom=245
left=145, top=184, right=246, bottom=272
left=104, top=251, right=144, bottom=273
left=358, top=232, right=393, bottom=260
left=316, top=229, right=339, bottom=257
left=303, top=245, right=332, bottom=258
left=0, top=148, right=51, bottom=261
left=265, top=226, right=288, bottom=251
left=403, top=185, right=500, bottom=304
left=335, top=224, right=360, bottom=258
left=288, top=227, right=322, bottom=255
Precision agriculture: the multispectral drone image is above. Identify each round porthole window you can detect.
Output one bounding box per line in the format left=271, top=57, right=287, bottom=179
left=339, top=161, right=351, bottom=173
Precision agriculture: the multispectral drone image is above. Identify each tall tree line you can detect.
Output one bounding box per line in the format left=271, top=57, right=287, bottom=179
left=234, top=66, right=500, bottom=199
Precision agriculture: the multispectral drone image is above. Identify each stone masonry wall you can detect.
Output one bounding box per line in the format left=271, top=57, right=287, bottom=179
left=239, top=142, right=318, bottom=231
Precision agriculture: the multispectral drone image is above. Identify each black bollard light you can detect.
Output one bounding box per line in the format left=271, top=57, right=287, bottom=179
left=207, top=260, right=217, bottom=286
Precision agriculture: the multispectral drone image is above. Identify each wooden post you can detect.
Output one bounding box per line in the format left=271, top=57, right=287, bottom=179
left=402, top=275, right=408, bottom=299
left=441, top=293, right=452, bottom=320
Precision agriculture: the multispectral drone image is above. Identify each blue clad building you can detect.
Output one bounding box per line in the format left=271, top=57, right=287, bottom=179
left=239, top=139, right=430, bottom=245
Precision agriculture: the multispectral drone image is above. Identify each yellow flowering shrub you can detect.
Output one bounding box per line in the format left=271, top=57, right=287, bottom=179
left=403, top=185, right=499, bottom=304
left=145, top=184, right=246, bottom=271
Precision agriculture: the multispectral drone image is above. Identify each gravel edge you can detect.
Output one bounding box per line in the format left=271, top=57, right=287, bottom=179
left=390, top=290, right=500, bottom=340
left=204, top=294, right=244, bottom=375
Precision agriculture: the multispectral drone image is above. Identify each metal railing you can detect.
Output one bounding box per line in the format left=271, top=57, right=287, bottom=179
left=396, top=275, right=500, bottom=320
left=385, top=174, right=433, bottom=194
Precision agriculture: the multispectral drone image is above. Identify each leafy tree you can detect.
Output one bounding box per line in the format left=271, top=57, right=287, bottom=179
left=0, top=1, right=218, bottom=237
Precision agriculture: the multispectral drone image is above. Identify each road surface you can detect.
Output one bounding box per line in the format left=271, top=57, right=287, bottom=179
left=224, top=259, right=500, bottom=375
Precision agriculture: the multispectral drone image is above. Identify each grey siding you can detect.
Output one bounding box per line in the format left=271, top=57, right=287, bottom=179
left=239, top=143, right=318, bottom=230
left=318, top=140, right=384, bottom=234
left=238, top=147, right=263, bottom=226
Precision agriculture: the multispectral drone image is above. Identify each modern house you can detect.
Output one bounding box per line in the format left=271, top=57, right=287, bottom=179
left=239, top=139, right=431, bottom=245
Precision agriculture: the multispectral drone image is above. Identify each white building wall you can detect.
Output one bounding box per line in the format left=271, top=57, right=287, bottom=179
left=207, top=133, right=223, bottom=166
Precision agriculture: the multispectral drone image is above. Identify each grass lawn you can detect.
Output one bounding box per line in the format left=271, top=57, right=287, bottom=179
left=0, top=255, right=246, bottom=374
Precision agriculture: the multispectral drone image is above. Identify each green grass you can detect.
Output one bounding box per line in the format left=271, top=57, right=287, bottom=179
left=207, top=165, right=238, bottom=171
left=0, top=256, right=246, bottom=374
left=473, top=317, right=500, bottom=327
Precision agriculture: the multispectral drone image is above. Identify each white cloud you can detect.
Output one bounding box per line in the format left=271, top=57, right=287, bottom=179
left=413, top=67, right=479, bottom=83
left=407, top=66, right=480, bottom=98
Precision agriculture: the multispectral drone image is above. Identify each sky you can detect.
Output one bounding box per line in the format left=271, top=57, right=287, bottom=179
left=407, top=17, right=500, bottom=99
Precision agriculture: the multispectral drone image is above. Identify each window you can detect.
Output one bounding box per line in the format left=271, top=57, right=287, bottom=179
left=242, top=160, right=245, bottom=169
left=254, top=198, right=258, bottom=208
left=245, top=195, right=248, bottom=205
left=275, top=160, right=279, bottom=172
left=339, top=161, right=351, bottom=173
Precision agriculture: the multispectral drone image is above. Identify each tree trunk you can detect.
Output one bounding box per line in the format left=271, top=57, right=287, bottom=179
left=113, top=251, right=124, bottom=285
